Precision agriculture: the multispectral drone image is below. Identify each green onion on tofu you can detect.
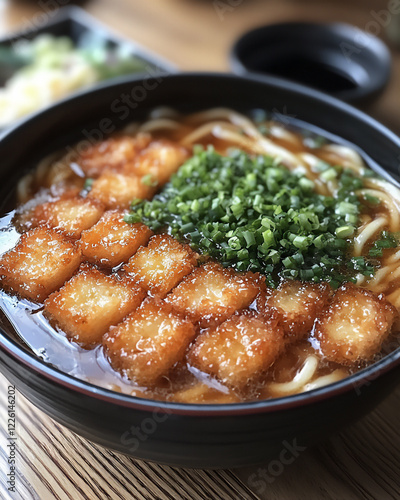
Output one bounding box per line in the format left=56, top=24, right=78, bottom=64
left=125, top=148, right=395, bottom=287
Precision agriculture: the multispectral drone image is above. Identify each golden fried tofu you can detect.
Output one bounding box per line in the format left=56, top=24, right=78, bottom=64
left=25, top=196, right=104, bottom=239
left=44, top=265, right=145, bottom=348
left=124, top=234, right=197, bottom=297
left=0, top=227, right=81, bottom=302
left=257, top=281, right=332, bottom=343
left=173, top=383, right=240, bottom=404
left=88, top=172, right=156, bottom=209
left=14, top=187, right=84, bottom=231
left=166, top=262, right=262, bottom=327
left=77, top=134, right=151, bottom=177
left=315, top=283, right=398, bottom=365
left=125, top=140, right=189, bottom=186
left=103, top=298, right=197, bottom=385
left=188, top=313, right=284, bottom=390
left=80, top=210, right=153, bottom=268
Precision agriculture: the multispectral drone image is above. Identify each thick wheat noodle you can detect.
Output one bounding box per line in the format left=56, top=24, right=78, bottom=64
left=36, top=151, right=66, bottom=184
left=122, top=122, right=139, bottom=135
left=354, top=217, right=388, bottom=257
left=299, top=152, right=337, bottom=196
left=320, top=144, right=365, bottom=169
left=387, top=289, right=400, bottom=308
left=355, top=273, right=367, bottom=286
left=303, top=369, right=348, bottom=391
left=138, top=118, right=183, bottom=133
left=385, top=249, right=400, bottom=265
left=366, top=177, right=400, bottom=204
left=387, top=266, right=400, bottom=283
left=16, top=173, right=34, bottom=204
left=149, top=106, right=181, bottom=120
left=17, top=151, right=65, bottom=204
left=181, top=109, right=302, bottom=168
left=180, top=121, right=242, bottom=146
left=267, top=356, right=319, bottom=396
left=223, top=112, right=263, bottom=139
left=184, top=107, right=251, bottom=125
left=360, top=188, right=400, bottom=232
left=269, top=124, right=302, bottom=147
left=203, top=125, right=303, bottom=169
left=366, top=264, right=400, bottom=293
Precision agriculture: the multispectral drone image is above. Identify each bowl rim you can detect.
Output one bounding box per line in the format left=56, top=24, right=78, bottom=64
left=0, top=71, right=399, bottom=416
left=230, top=21, right=392, bottom=103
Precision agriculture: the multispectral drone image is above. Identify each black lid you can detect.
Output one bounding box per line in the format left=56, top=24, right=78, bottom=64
left=230, top=22, right=392, bottom=103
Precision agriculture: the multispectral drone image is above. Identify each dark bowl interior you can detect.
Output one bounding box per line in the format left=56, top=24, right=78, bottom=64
left=0, top=73, right=399, bottom=468
left=230, top=22, right=392, bottom=103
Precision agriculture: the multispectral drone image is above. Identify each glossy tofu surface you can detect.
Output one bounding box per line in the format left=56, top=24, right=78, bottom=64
left=188, top=313, right=284, bottom=390
left=0, top=227, right=81, bottom=302
left=315, top=283, right=397, bottom=364
left=124, top=234, right=197, bottom=297
left=166, top=262, right=262, bottom=327
left=77, top=134, right=151, bottom=177
left=88, top=173, right=156, bottom=209
left=80, top=210, right=153, bottom=268
left=257, top=281, right=332, bottom=342
left=126, top=140, right=189, bottom=186
left=104, top=298, right=197, bottom=385
left=27, top=196, right=104, bottom=238
left=44, top=265, right=145, bottom=347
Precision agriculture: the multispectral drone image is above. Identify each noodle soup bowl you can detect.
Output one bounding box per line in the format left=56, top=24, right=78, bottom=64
left=0, top=73, right=399, bottom=468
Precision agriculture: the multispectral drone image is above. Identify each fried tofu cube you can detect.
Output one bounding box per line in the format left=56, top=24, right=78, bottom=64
left=88, top=172, right=156, bottom=209
left=0, top=227, right=81, bottom=302
left=77, top=134, right=151, bottom=177
left=126, top=140, right=189, bottom=186
left=257, top=281, right=332, bottom=342
left=79, top=210, right=153, bottom=268
left=173, top=383, right=240, bottom=404
left=44, top=265, right=145, bottom=348
left=166, top=262, right=262, bottom=327
left=26, top=196, right=104, bottom=238
left=103, top=298, right=197, bottom=385
left=315, top=283, right=398, bottom=364
left=124, top=234, right=197, bottom=297
left=188, top=313, right=284, bottom=389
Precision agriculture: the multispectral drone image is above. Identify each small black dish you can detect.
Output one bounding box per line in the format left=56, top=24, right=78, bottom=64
left=230, top=22, right=391, bottom=103
left=0, top=73, right=399, bottom=469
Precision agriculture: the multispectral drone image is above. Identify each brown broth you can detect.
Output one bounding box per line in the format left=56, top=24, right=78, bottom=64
left=0, top=209, right=353, bottom=402
left=0, top=112, right=399, bottom=404
left=0, top=210, right=354, bottom=403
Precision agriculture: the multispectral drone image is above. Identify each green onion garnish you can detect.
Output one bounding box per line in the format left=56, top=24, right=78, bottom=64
left=126, top=148, right=382, bottom=286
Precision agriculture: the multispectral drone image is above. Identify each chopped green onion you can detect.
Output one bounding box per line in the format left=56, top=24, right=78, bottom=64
left=335, top=226, right=355, bottom=238
left=83, top=178, right=93, bottom=190
left=141, top=174, right=157, bottom=187
left=126, top=148, right=377, bottom=286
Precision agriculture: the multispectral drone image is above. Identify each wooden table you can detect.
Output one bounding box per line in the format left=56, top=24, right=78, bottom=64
left=0, top=1, right=399, bottom=499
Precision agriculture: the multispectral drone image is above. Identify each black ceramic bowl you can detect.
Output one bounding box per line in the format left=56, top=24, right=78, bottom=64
left=230, top=22, right=392, bottom=103
left=0, top=73, right=399, bottom=469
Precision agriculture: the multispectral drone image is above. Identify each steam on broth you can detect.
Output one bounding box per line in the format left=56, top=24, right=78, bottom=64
left=0, top=107, right=399, bottom=404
